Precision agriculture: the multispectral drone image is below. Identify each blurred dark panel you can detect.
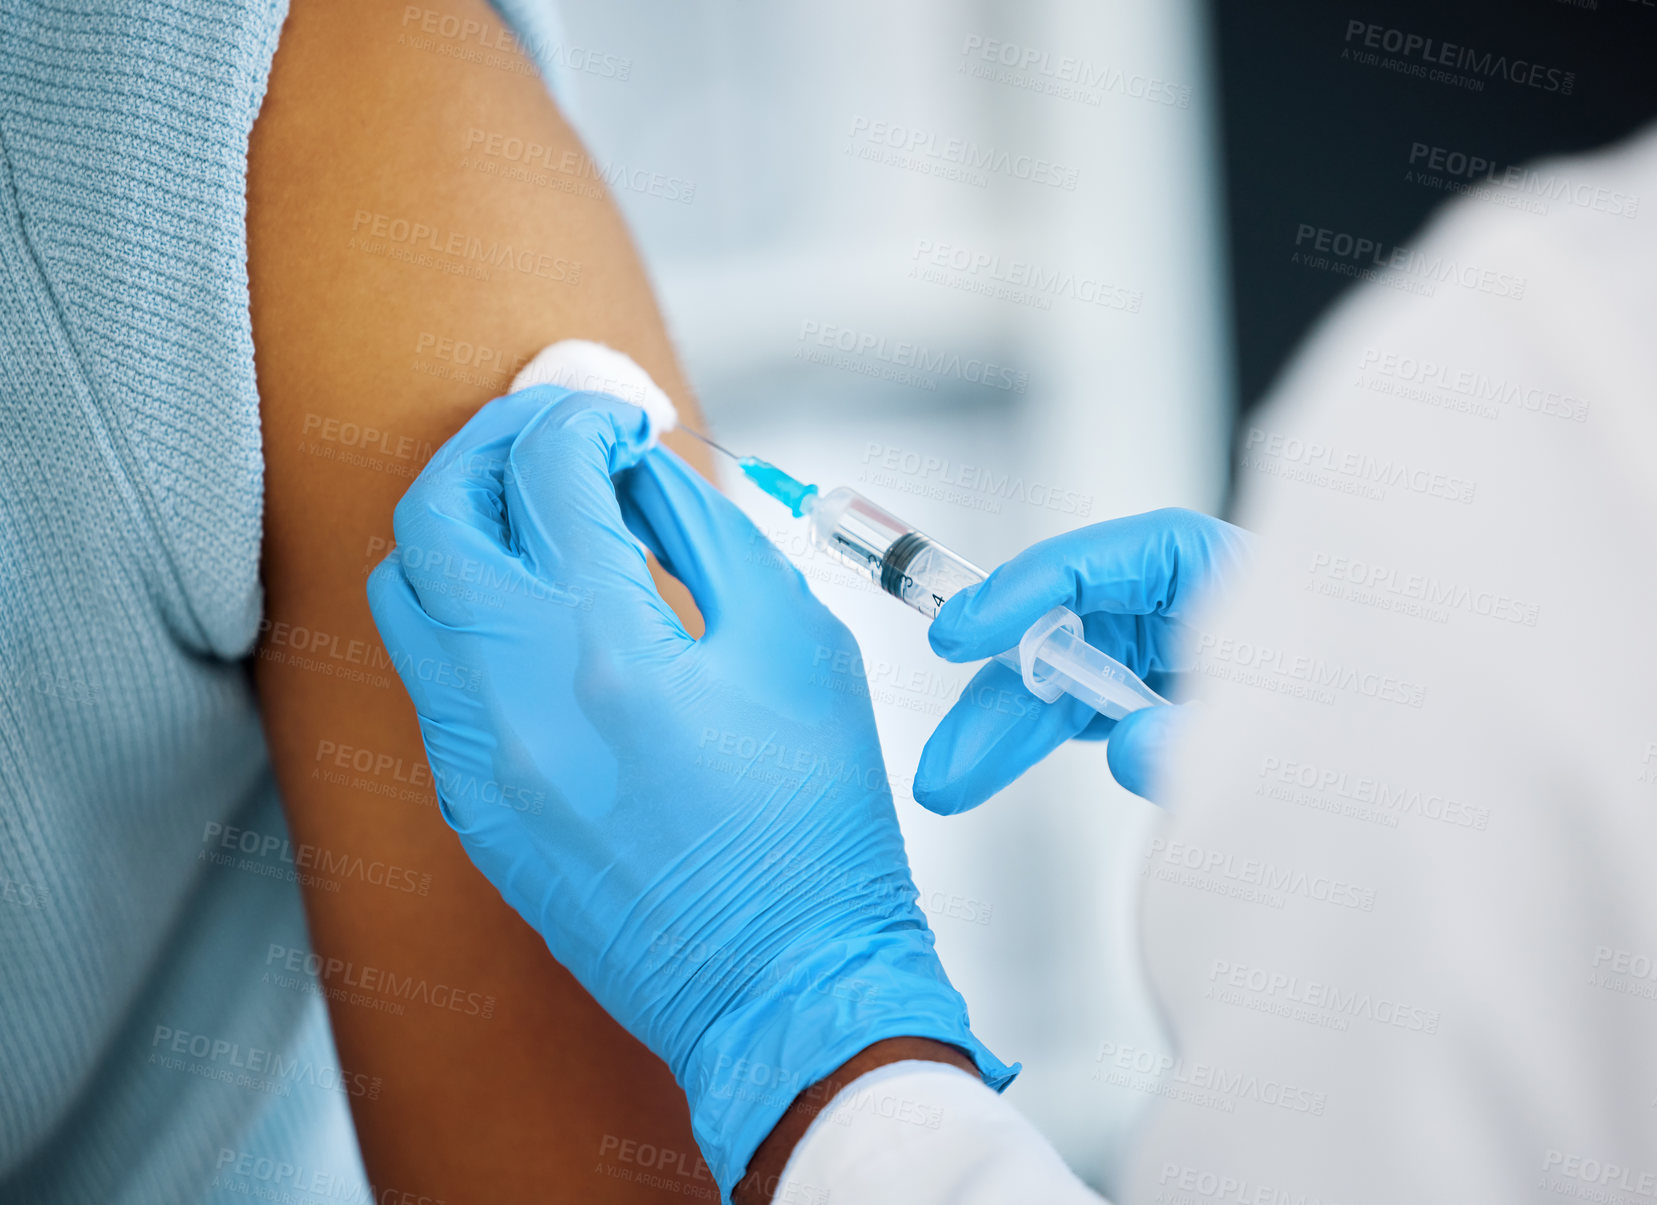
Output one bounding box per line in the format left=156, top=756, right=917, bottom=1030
left=1208, top=0, right=1657, bottom=431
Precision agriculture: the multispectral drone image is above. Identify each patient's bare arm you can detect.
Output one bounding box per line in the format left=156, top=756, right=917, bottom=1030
left=247, top=0, right=711, bottom=1196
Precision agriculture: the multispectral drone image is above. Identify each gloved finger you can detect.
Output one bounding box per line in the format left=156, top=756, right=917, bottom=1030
left=913, top=662, right=1097, bottom=816
left=1071, top=711, right=1118, bottom=742
left=1142, top=668, right=1184, bottom=701
left=1105, top=703, right=1191, bottom=803
left=930, top=508, right=1249, bottom=663
left=390, top=385, right=569, bottom=626
left=365, top=555, right=450, bottom=717
left=504, top=392, right=690, bottom=654
left=614, top=446, right=821, bottom=638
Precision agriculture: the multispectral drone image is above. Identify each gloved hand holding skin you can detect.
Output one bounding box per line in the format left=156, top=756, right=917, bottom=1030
left=366, top=387, right=1014, bottom=1200
left=916, top=509, right=1251, bottom=811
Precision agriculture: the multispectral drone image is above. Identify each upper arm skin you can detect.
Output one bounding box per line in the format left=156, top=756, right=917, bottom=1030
left=247, top=0, right=712, bottom=1197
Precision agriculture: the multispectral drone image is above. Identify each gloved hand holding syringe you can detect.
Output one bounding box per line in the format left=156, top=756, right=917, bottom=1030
left=367, top=355, right=1247, bottom=1195
left=679, top=427, right=1169, bottom=721
left=421, top=337, right=1242, bottom=808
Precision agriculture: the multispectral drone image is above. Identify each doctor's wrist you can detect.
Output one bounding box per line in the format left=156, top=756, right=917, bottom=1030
left=731, top=1037, right=976, bottom=1205
left=679, top=929, right=1017, bottom=1196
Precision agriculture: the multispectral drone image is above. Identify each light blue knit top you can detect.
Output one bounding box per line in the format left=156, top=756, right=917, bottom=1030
left=0, top=1, right=565, bottom=1200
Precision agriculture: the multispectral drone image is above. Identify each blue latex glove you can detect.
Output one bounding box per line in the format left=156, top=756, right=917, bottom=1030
left=366, top=387, right=1014, bottom=1199
left=915, top=508, right=1250, bottom=811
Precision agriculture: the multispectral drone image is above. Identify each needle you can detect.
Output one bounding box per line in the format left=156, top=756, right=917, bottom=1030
left=676, top=425, right=819, bottom=517
left=677, top=423, right=742, bottom=462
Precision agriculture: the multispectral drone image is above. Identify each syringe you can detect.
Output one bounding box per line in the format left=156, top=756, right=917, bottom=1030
left=681, top=429, right=1168, bottom=721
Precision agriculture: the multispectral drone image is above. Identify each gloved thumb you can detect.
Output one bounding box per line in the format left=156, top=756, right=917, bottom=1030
left=1105, top=703, right=1191, bottom=803
left=503, top=391, right=658, bottom=574
left=930, top=510, right=1248, bottom=664
left=615, top=446, right=825, bottom=640
left=502, top=392, right=691, bottom=654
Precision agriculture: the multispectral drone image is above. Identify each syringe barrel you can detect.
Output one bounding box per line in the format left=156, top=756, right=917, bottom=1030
left=807, top=486, right=988, bottom=618
left=805, top=485, right=1168, bottom=720
left=882, top=533, right=989, bottom=617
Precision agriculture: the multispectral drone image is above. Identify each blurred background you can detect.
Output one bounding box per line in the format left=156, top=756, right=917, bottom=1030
left=546, top=0, right=1657, bottom=1193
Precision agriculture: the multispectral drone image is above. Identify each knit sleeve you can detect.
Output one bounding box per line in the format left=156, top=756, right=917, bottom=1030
left=0, top=0, right=285, bottom=657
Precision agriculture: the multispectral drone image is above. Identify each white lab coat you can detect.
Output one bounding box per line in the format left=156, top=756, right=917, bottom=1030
left=778, top=124, right=1657, bottom=1205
